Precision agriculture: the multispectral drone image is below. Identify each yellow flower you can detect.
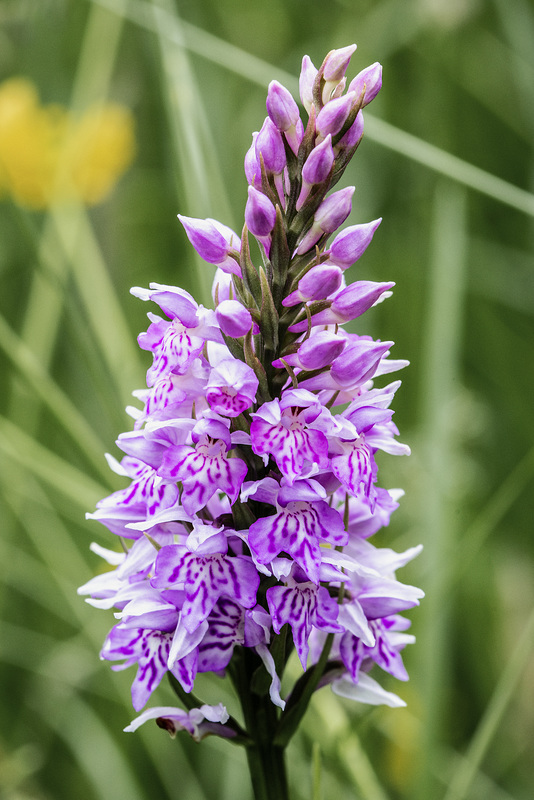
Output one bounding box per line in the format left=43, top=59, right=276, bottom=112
left=0, top=78, right=67, bottom=208
left=65, top=104, right=136, bottom=205
left=0, top=77, right=135, bottom=209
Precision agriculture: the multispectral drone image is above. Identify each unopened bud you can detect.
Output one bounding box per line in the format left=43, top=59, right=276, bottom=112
left=323, top=45, right=357, bottom=81
left=255, top=117, right=286, bottom=175
left=322, top=44, right=357, bottom=104
left=245, top=132, right=261, bottom=186
left=245, top=186, right=276, bottom=237
left=328, top=218, right=382, bottom=269
left=330, top=280, right=394, bottom=321
left=297, top=134, right=334, bottom=210
left=267, top=80, right=300, bottom=131
left=316, top=91, right=357, bottom=139
left=296, top=187, right=354, bottom=253
left=283, top=263, right=343, bottom=307
left=297, top=330, right=346, bottom=370
left=299, top=55, right=318, bottom=114
left=336, top=110, right=364, bottom=151
left=216, top=300, right=253, bottom=337
left=348, top=62, right=382, bottom=107
left=331, top=338, right=393, bottom=388
left=178, top=215, right=241, bottom=276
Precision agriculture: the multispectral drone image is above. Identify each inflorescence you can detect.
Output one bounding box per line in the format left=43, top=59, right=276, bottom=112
left=79, top=45, right=423, bottom=744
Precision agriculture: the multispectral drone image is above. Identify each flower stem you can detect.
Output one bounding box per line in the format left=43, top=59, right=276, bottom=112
left=231, top=647, right=290, bottom=800
left=245, top=740, right=288, bottom=800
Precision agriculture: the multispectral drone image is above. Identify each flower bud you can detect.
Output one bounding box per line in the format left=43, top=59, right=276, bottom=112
left=302, top=134, right=334, bottom=185
left=322, top=44, right=357, bottom=104
left=330, top=280, right=395, bottom=321
left=266, top=80, right=300, bottom=131
left=178, top=215, right=228, bottom=262
left=178, top=215, right=241, bottom=276
left=245, top=186, right=276, bottom=237
left=331, top=338, right=393, bottom=388
left=299, top=55, right=317, bottom=114
left=266, top=80, right=303, bottom=155
left=328, top=218, right=382, bottom=269
left=283, top=263, right=343, bottom=307
left=288, top=279, right=393, bottom=330
left=316, top=92, right=357, bottom=139
left=297, top=135, right=335, bottom=210
left=216, top=299, right=253, bottom=337
left=297, top=330, right=346, bottom=370
left=296, top=187, right=354, bottom=253
left=323, top=45, right=357, bottom=81
left=245, top=132, right=261, bottom=186
left=336, top=110, right=364, bottom=152
left=212, top=268, right=233, bottom=304
left=348, top=62, right=382, bottom=107
left=255, top=117, right=286, bottom=175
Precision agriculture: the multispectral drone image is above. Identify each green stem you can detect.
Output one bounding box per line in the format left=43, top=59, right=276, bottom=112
left=231, top=648, right=290, bottom=800
left=245, top=740, right=288, bottom=800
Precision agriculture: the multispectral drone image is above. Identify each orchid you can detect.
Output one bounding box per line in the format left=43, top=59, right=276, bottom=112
left=80, top=45, right=423, bottom=800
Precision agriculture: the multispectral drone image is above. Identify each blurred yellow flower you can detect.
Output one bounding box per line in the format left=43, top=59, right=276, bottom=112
left=0, top=77, right=135, bottom=209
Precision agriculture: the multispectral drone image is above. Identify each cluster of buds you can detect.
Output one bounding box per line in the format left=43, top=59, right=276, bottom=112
left=80, top=45, right=422, bottom=747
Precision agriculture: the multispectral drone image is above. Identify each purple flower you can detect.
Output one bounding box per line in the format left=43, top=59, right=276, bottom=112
left=101, top=623, right=197, bottom=711
left=124, top=703, right=232, bottom=740
left=178, top=216, right=241, bottom=276
left=348, top=62, right=383, bottom=107
left=153, top=540, right=260, bottom=633
left=327, top=219, right=382, bottom=269
left=267, top=576, right=343, bottom=667
left=206, top=358, right=259, bottom=417
left=247, top=478, right=347, bottom=583
left=215, top=299, right=253, bottom=337
left=245, top=185, right=277, bottom=237
left=250, top=391, right=330, bottom=484
left=157, top=418, right=248, bottom=514
left=282, top=264, right=343, bottom=306
left=82, top=44, right=422, bottom=753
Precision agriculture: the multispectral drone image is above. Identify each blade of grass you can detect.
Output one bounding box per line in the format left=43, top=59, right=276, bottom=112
left=70, top=0, right=128, bottom=111
left=338, top=734, right=391, bottom=800
left=10, top=0, right=140, bottom=431
left=92, top=0, right=534, bottom=218
left=364, top=115, right=534, bottom=217
left=148, top=0, right=234, bottom=306
left=49, top=202, right=144, bottom=402
left=0, top=415, right=109, bottom=508
left=443, top=605, right=534, bottom=800
left=0, top=313, right=111, bottom=481
left=442, top=444, right=534, bottom=595
left=37, top=692, right=147, bottom=800
left=414, top=180, right=468, bottom=800
left=0, top=465, right=107, bottom=612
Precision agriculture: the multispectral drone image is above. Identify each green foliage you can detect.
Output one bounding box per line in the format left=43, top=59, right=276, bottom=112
left=1, top=1, right=534, bottom=798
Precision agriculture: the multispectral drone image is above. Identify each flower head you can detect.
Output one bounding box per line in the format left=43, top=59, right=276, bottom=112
left=81, top=46, right=422, bottom=750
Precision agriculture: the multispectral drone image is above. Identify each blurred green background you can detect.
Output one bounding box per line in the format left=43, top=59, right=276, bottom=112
left=1, top=0, right=533, bottom=798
